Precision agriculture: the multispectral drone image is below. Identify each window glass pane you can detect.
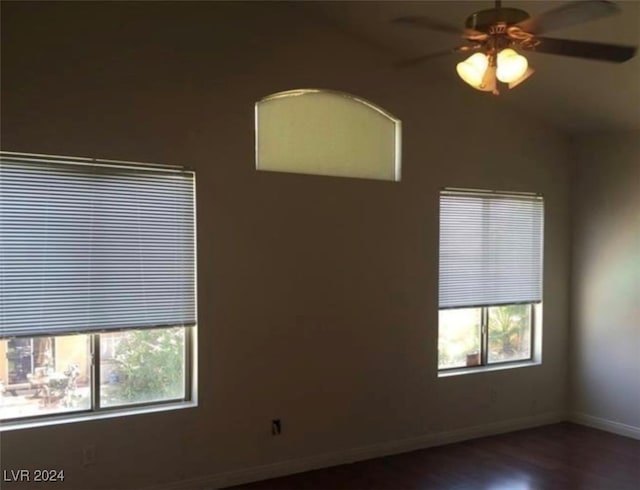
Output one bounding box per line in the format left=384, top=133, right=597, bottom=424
left=488, top=304, right=532, bottom=363
left=100, top=327, right=186, bottom=407
left=438, top=308, right=482, bottom=369
left=0, top=334, right=91, bottom=420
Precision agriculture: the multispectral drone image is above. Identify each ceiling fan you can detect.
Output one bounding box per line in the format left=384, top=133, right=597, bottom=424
left=393, top=0, right=637, bottom=94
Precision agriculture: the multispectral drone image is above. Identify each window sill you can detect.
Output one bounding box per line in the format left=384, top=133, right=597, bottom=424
left=0, top=400, right=197, bottom=432
left=438, top=360, right=541, bottom=378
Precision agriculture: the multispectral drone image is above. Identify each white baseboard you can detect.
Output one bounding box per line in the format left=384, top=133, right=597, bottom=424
left=142, top=411, right=565, bottom=490
left=570, top=412, right=640, bottom=440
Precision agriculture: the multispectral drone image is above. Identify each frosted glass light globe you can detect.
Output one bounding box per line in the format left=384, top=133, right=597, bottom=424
left=456, top=53, right=490, bottom=87
left=496, top=48, right=529, bottom=83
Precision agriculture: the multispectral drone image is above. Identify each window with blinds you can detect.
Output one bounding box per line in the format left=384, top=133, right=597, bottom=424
left=0, top=152, right=196, bottom=339
left=438, top=189, right=543, bottom=371
left=0, top=151, right=196, bottom=424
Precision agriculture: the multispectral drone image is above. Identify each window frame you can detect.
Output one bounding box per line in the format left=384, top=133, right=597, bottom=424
left=438, top=303, right=536, bottom=373
left=0, top=151, right=198, bottom=430
left=92, top=326, right=194, bottom=413
left=0, top=326, right=195, bottom=428
left=437, top=187, right=544, bottom=375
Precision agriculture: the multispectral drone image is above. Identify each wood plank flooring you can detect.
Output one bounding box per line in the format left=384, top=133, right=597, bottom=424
left=230, top=423, right=640, bottom=490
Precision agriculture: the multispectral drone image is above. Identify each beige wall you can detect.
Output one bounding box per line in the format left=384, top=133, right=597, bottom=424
left=570, top=131, right=640, bottom=432
left=1, top=3, right=571, bottom=489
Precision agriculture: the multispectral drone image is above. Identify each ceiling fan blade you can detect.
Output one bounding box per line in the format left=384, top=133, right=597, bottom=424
left=515, top=0, right=620, bottom=35
left=395, top=45, right=481, bottom=68
left=395, top=49, right=460, bottom=68
left=530, top=37, right=637, bottom=62
left=392, top=16, right=485, bottom=39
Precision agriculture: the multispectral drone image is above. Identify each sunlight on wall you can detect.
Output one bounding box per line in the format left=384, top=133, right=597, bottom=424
left=255, top=89, right=401, bottom=181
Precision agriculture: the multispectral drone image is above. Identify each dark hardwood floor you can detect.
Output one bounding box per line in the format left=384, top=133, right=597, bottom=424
left=230, top=423, right=640, bottom=490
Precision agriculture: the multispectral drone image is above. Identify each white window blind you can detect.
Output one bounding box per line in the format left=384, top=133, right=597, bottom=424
left=0, top=152, right=196, bottom=338
left=439, top=189, right=543, bottom=309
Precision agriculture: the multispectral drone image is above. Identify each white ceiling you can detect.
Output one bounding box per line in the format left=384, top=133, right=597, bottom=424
left=302, top=1, right=640, bottom=133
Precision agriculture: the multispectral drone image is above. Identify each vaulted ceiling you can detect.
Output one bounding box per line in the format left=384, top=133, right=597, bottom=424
left=302, top=1, right=640, bottom=133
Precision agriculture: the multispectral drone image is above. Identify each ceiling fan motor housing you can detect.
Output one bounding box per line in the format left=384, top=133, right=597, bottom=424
left=465, top=8, right=530, bottom=33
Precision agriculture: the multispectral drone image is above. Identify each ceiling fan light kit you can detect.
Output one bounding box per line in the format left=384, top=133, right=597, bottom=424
left=394, top=0, right=637, bottom=96
left=457, top=48, right=530, bottom=93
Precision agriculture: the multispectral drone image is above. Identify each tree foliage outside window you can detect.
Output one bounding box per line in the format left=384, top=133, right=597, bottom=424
left=106, top=327, right=185, bottom=405
left=438, top=304, right=533, bottom=369
left=488, top=304, right=531, bottom=363
left=438, top=308, right=481, bottom=369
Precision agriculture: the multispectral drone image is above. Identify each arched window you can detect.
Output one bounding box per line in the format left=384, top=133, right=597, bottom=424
left=255, top=89, right=401, bottom=181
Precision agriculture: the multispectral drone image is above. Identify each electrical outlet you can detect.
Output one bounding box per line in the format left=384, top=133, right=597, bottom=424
left=82, top=444, right=96, bottom=466
left=271, top=419, right=282, bottom=436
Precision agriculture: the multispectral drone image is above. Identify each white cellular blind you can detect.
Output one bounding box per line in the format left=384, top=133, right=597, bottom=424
left=0, top=153, right=196, bottom=338
left=439, top=190, right=543, bottom=309
left=256, top=89, right=402, bottom=181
